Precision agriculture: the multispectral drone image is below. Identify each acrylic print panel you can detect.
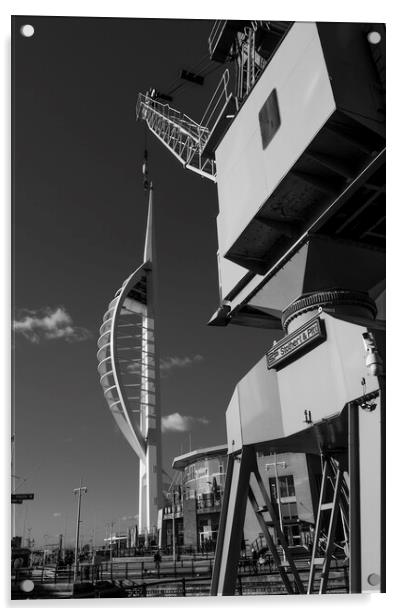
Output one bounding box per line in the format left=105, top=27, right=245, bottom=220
left=12, top=15, right=385, bottom=600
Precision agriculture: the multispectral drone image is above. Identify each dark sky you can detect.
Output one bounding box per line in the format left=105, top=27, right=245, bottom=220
left=12, top=15, right=275, bottom=548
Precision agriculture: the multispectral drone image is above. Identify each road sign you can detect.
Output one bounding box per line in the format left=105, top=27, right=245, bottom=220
left=11, top=493, right=34, bottom=503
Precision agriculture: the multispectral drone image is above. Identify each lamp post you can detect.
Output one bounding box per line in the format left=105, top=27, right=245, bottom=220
left=106, top=521, right=115, bottom=562
left=171, top=490, right=176, bottom=562
left=73, top=480, right=87, bottom=582
left=266, top=455, right=287, bottom=561
left=43, top=534, right=49, bottom=566
left=116, top=519, right=120, bottom=557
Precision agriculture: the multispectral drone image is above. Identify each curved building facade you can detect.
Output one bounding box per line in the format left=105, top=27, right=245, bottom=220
left=97, top=187, right=162, bottom=536
left=161, top=445, right=228, bottom=551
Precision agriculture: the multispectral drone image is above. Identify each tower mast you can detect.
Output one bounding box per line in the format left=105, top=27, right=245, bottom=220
left=138, top=156, right=162, bottom=538
left=97, top=152, right=162, bottom=541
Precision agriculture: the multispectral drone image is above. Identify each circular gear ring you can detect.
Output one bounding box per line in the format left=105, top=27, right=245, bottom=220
left=281, top=288, right=377, bottom=332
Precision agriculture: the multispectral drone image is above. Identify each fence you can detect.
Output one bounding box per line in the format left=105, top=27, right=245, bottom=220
left=236, top=565, right=349, bottom=595
left=12, top=556, right=215, bottom=586
left=12, top=558, right=349, bottom=597
left=127, top=576, right=211, bottom=598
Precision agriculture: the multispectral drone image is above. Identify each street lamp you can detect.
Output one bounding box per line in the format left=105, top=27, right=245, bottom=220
left=170, top=491, right=176, bottom=561
left=73, top=480, right=87, bottom=582
left=167, top=487, right=180, bottom=561
left=106, top=521, right=115, bottom=562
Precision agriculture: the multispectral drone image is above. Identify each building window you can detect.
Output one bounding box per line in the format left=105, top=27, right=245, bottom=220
left=281, top=502, right=298, bottom=520
left=259, top=88, right=281, bottom=149
left=186, top=465, right=195, bottom=481
left=280, top=475, right=295, bottom=498
left=269, top=475, right=295, bottom=499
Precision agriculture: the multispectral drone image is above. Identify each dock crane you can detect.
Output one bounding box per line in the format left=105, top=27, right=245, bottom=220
left=136, top=19, right=386, bottom=595
left=136, top=21, right=291, bottom=181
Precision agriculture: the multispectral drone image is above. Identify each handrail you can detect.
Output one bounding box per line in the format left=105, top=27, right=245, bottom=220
left=200, top=69, right=231, bottom=132
left=137, top=94, right=209, bottom=143
left=208, top=20, right=227, bottom=57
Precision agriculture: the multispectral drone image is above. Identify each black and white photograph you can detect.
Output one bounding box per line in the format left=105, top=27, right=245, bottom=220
left=8, top=1, right=388, bottom=606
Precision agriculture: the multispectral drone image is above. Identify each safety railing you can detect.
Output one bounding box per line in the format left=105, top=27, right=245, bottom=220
left=12, top=556, right=349, bottom=597
left=128, top=576, right=211, bottom=597
left=208, top=20, right=227, bottom=58
left=200, top=69, right=233, bottom=138
left=136, top=94, right=210, bottom=150
left=12, top=557, right=215, bottom=584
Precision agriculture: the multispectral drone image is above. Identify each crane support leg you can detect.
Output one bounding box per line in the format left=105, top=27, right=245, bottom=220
left=252, top=463, right=305, bottom=593
left=307, top=457, right=344, bottom=594
left=248, top=485, right=299, bottom=594
left=210, top=446, right=254, bottom=596
left=211, top=445, right=304, bottom=595
left=348, top=392, right=385, bottom=593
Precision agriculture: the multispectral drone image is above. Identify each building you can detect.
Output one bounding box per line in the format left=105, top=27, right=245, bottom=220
left=160, top=445, right=227, bottom=553
left=248, top=452, right=321, bottom=552
left=160, top=444, right=321, bottom=554
left=104, top=533, right=129, bottom=556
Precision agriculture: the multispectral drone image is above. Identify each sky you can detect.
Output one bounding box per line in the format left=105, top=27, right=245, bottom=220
left=12, top=15, right=276, bottom=549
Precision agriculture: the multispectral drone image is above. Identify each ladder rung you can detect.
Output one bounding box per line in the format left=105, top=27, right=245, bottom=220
left=320, top=503, right=334, bottom=510
left=313, top=557, right=324, bottom=565
left=256, top=506, right=268, bottom=513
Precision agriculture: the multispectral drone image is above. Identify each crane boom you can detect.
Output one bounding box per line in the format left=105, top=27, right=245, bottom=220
left=136, top=22, right=292, bottom=182
left=136, top=69, right=236, bottom=182
left=136, top=92, right=216, bottom=181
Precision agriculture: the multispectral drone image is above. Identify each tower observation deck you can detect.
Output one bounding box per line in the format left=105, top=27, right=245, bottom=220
left=97, top=186, right=162, bottom=538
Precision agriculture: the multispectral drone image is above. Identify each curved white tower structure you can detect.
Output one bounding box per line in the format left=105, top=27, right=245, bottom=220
left=97, top=185, right=162, bottom=537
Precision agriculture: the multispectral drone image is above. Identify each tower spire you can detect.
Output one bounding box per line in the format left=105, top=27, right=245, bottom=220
left=143, top=182, right=154, bottom=264
left=142, top=148, right=154, bottom=264
left=142, top=148, right=149, bottom=191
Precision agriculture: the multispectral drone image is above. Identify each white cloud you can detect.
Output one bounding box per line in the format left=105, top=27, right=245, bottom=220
left=161, top=412, right=210, bottom=433
left=13, top=306, right=92, bottom=344
left=160, top=354, right=204, bottom=372
left=121, top=514, right=138, bottom=522
left=126, top=361, right=141, bottom=374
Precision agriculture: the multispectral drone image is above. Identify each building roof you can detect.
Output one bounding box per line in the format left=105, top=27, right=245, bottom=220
left=172, top=444, right=227, bottom=470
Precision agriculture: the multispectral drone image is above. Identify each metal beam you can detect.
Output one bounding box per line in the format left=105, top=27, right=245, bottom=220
left=348, top=402, right=361, bottom=593
left=253, top=462, right=305, bottom=593
left=247, top=485, right=295, bottom=593
left=232, top=149, right=385, bottom=315
left=210, top=447, right=255, bottom=596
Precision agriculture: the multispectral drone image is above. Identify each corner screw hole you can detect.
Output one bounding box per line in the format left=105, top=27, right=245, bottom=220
left=367, top=31, right=381, bottom=45
left=20, top=24, right=35, bottom=38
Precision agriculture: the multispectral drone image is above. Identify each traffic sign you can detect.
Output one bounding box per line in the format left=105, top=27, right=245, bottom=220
left=11, top=493, right=34, bottom=503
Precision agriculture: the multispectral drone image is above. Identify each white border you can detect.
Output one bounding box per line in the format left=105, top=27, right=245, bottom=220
left=2, top=1, right=399, bottom=614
